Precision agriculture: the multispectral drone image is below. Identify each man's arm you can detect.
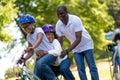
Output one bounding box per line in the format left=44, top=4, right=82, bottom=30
left=57, top=36, right=64, bottom=46
left=60, top=31, right=82, bottom=58
left=66, top=31, right=82, bottom=52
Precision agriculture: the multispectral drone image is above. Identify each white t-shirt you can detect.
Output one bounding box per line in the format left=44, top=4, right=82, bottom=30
left=56, top=14, right=94, bottom=53
left=27, top=28, right=67, bottom=65
left=49, top=39, right=67, bottom=66
left=27, top=28, right=54, bottom=52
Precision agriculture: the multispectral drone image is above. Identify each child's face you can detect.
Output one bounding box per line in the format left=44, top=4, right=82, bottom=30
left=45, top=32, right=55, bottom=43
left=20, top=23, right=34, bottom=33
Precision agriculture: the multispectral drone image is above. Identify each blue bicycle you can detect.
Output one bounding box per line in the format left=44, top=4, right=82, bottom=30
left=15, top=50, right=41, bottom=80
left=105, top=28, right=120, bottom=80
left=15, top=50, right=64, bottom=80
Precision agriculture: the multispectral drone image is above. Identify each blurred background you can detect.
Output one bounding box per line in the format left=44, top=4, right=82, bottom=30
left=0, top=0, right=120, bottom=80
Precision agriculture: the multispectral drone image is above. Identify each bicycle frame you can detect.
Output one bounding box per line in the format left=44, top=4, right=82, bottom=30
left=22, top=63, right=40, bottom=80
left=16, top=50, right=41, bottom=80
left=112, top=40, right=120, bottom=80
left=105, top=29, right=120, bottom=80
left=16, top=50, right=64, bottom=80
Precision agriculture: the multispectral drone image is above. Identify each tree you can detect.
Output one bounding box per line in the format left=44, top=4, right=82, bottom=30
left=107, top=0, right=120, bottom=28
left=14, top=0, right=114, bottom=59
left=65, top=0, right=114, bottom=58
left=0, top=0, right=19, bottom=42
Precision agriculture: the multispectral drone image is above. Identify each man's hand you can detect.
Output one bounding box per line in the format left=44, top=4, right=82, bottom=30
left=60, top=50, right=68, bottom=58
left=36, top=50, right=47, bottom=57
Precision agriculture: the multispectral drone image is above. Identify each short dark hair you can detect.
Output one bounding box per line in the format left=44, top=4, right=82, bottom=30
left=57, top=5, right=68, bottom=13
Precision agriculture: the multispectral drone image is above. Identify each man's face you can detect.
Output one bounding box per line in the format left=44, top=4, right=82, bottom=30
left=57, top=8, right=68, bottom=24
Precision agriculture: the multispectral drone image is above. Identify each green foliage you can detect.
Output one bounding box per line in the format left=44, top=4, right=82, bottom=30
left=55, top=0, right=114, bottom=58
left=5, top=67, right=19, bottom=79
left=14, top=0, right=115, bottom=59
left=107, top=0, right=120, bottom=28
left=0, top=31, right=13, bottom=42
left=15, top=0, right=61, bottom=27
left=68, top=0, right=114, bottom=58
left=0, top=0, right=19, bottom=42
left=26, top=60, right=35, bottom=71
left=5, top=60, right=34, bottom=79
left=2, top=1, right=117, bottom=79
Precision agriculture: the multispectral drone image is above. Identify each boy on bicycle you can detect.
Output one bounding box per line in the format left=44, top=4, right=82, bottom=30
left=18, top=14, right=57, bottom=80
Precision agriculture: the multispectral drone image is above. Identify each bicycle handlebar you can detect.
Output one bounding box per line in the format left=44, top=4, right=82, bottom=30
left=105, top=28, right=120, bottom=42
left=21, top=50, right=27, bottom=58
left=16, top=50, right=27, bottom=65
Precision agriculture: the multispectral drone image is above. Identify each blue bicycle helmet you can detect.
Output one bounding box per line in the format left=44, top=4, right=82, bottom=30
left=19, top=14, right=36, bottom=25
left=42, top=24, right=55, bottom=33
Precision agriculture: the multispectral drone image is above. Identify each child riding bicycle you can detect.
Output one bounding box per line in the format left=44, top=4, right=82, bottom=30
left=36, top=24, right=75, bottom=80
left=17, top=14, right=58, bottom=80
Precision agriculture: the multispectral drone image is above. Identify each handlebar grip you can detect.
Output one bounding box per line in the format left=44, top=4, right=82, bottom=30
left=17, top=58, right=26, bottom=64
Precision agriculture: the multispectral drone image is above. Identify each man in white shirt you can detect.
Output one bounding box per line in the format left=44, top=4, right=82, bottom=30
left=56, top=5, right=99, bottom=80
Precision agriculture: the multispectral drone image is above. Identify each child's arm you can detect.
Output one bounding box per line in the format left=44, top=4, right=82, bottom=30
left=24, top=42, right=34, bottom=60
left=33, top=32, right=43, bottom=48
left=28, top=32, right=43, bottom=50
left=36, top=50, right=48, bottom=57
left=36, top=39, right=62, bottom=57
left=48, top=39, right=62, bottom=56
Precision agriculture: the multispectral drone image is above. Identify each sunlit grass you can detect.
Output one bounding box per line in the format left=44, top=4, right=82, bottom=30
left=71, top=61, right=113, bottom=80
left=4, top=61, right=114, bottom=80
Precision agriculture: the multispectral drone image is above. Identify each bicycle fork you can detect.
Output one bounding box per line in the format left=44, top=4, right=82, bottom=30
left=113, top=40, right=120, bottom=80
left=23, top=64, right=27, bottom=80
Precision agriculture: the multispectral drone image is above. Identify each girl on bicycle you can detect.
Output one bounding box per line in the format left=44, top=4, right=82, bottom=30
left=36, top=24, right=75, bottom=80
left=18, top=14, right=57, bottom=80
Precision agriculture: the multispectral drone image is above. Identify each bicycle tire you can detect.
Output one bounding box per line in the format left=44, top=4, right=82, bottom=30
left=112, top=49, right=120, bottom=80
